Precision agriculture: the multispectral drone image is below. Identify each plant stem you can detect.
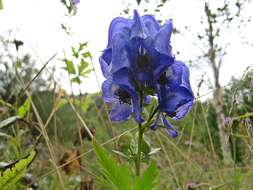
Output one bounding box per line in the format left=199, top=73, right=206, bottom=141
left=136, top=123, right=143, bottom=176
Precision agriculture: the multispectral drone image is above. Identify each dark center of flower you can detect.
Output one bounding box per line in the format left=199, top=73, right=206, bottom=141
left=158, top=72, right=167, bottom=85
left=115, top=89, right=131, bottom=104
left=136, top=54, right=151, bottom=69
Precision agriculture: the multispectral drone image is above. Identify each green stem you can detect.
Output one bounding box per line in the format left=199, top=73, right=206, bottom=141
left=136, top=123, right=143, bottom=176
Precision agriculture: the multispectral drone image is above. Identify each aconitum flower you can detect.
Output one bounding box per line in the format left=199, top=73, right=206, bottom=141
left=101, top=69, right=143, bottom=123
left=151, top=61, right=194, bottom=137
left=100, top=10, right=194, bottom=133
left=100, top=10, right=175, bottom=123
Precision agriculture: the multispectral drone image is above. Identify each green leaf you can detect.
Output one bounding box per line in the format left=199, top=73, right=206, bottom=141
left=64, top=59, right=76, bottom=74
left=17, top=99, right=30, bottom=119
left=78, top=42, right=88, bottom=52
left=71, top=76, right=81, bottom=84
left=80, top=69, right=93, bottom=78
left=0, top=149, right=37, bottom=189
left=82, top=51, right=92, bottom=59
left=134, top=162, right=159, bottom=190
left=71, top=47, right=79, bottom=58
left=93, top=139, right=132, bottom=190
left=0, top=0, right=3, bottom=10
left=0, top=116, right=20, bottom=129
left=78, top=59, right=89, bottom=74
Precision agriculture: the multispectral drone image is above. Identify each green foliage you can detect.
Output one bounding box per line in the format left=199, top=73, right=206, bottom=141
left=0, top=149, right=37, bottom=189
left=62, top=43, right=93, bottom=85
left=93, top=139, right=132, bottom=190
left=17, top=99, right=30, bottom=119
left=63, top=59, right=76, bottom=74
left=93, top=140, right=159, bottom=190
left=133, top=163, right=159, bottom=190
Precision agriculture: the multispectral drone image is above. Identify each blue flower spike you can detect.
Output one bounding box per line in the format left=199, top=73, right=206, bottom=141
left=99, top=10, right=194, bottom=137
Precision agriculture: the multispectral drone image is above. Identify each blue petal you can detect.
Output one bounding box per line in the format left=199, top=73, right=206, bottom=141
left=113, top=69, right=143, bottom=123
left=167, top=60, right=192, bottom=90
left=159, top=86, right=193, bottom=116
left=142, top=15, right=160, bottom=38
left=132, top=97, right=144, bottom=124
left=162, top=115, right=178, bottom=137
left=155, top=20, right=173, bottom=55
left=130, top=10, right=147, bottom=39
left=144, top=95, right=152, bottom=105
left=108, top=17, right=132, bottom=47
left=111, top=33, right=131, bottom=73
left=99, top=48, right=112, bottom=78
left=151, top=112, right=160, bottom=130
left=110, top=101, right=132, bottom=122
left=157, top=60, right=194, bottom=119
left=153, top=53, right=174, bottom=81
left=142, top=37, right=174, bottom=81
left=102, top=78, right=116, bottom=103
left=173, top=100, right=193, bottom=120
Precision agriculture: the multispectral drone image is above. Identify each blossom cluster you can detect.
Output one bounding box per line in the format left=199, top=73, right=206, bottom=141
left=99, top=10, right=194, bottom=137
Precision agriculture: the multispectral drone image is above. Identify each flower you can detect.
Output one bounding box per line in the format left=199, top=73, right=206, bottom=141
left=157, top=61, right=194, bottom=120
left=101, top=69, right=143, bottom=123
left=100, top=10, right=175, bottom=123
left=100, top=10, right=194, bottom=135
left=151, top=61, right=194, bottom=137
left=71, top=0, right=80, bottom=5
left=101, top=10, right=175, bottom=89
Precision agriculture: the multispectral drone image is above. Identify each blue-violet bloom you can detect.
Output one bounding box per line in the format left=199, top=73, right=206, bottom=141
left=100, top=10, right=194, bottom=136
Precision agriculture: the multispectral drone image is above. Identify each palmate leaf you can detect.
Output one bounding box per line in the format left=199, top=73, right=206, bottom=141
left=93, top=140, right=132, bottom=190
left=134, top=162, right=159, bottom=190
left=0, top=149, right=37, bottom=189
left=71, top=47, right=79, bottom=58
left=63, top=59, right=76, bottom=74
left=78, top=42, right=88, bottom=52
left=78, top=59, right=92, bottom=77
left=82, top=51, right=92, bottom=59
left=71, top=76, right=81, bottom=84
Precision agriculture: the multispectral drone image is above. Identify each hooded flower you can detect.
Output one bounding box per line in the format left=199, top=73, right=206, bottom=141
left=100, top=10, right=194, bottom=133
left=102, top=68, right=143, bottom=123
left=100, top=10, right=175, bottom=123
left=100, top=10, right=175, bottom=90
left=151, top=61, right=194, bottom=137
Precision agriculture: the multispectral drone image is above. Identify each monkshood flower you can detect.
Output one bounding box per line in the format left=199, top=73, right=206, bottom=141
left=101, top=68, right=143, bottom=123
left=100, top=10, right=175, bottom=123
left=100, top=10, right=194, bottom=136
left=103, top=10, right=174, bottom=87
left=151, top=61, right=194, bottom=137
